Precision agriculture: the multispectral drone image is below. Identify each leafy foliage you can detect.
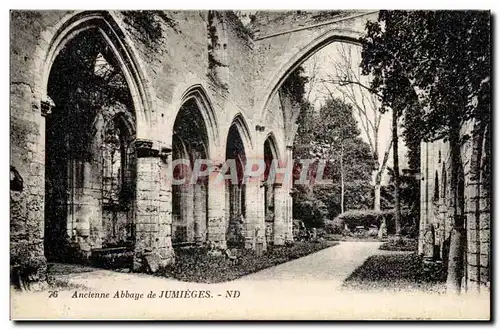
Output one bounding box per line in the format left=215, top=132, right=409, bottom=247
left=379, top=238, right=418, bottom=252
left=330, top=209, right=417, bottom=236
left=361, top=10, right=491, bottom=166
left=360, top=11, right=490, bottom=291
left=292, top=96, right=376, bottom=226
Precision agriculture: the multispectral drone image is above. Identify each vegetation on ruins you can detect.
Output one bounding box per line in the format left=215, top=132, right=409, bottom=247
left=360, top=10, right=490, bottom=293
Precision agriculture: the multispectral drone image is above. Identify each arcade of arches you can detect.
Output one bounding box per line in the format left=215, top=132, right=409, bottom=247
left=10, top=10, right=490, bottom=291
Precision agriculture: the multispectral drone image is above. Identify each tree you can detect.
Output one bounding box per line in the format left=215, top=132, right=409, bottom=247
left=313, top=98, right=367, bottom=213
left=295, top=97, right=375, bottom=218
left=361, top=10, right=491, bottom=293
left=286, top=67, right=375, bottom=224
left=319, top=43, right=392, bottom=211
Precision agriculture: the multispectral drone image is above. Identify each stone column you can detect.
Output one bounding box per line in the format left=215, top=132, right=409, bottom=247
left=134, top=139, right=174, bottom=271
left=159, top=146, right=174, bottom=264
left=244, top=180, right=266, bottom=251
left=71, top=160, right=100, bottom=257
left=193, top=182, right=207, bottom=243
left=273, top=183, right=286, bottom=245
left=207, top=163, right=226, bottom=248
left=181, top=183, right=195, bottom=242
left=283, top=145, right=294, bottom=242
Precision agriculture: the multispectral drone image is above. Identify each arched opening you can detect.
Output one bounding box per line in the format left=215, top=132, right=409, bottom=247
left=264, top=135, right=279, bottom=245
left=225, top=124, right=247, bottom=248
left=44, top=28, right=137, bottom=261
left=171, top=99, right=209, bottom=245
left=261, top=37, right=385, bottom=237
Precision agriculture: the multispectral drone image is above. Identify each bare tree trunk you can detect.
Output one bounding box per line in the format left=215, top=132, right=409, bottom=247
left=340, top=143, right=345, bottom=214
left=374, top=181, right=381, bottom=211
left=446, top=124, right=467, bottom=294
left=374, top=139, right=392, bottom=211
left=392, top=108, right=402, bottom=238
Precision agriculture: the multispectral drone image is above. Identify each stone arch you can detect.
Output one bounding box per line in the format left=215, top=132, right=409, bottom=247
left=176, top=84, right=220, bottom=157
left=42, top=14, right=148, bottom=261
left=264, top=132, right=282, bottom=162
left=258, top=29, right=363, bottom=123
left=170, top=86, right=215, bottom=244
left=40, top=10, right=155, bottom=138
left=227, top=113, right=254, bottom=156
left=224, top=113, right=254, bottom=248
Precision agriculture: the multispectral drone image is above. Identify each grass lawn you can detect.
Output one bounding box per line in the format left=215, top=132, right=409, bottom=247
left=161, top=240, right=338, bottom=283
left=342, top=253, right=446, bottom=294
left=46, top=263, right=94, bottom=291
left=379, top=237, right=418, bottom=252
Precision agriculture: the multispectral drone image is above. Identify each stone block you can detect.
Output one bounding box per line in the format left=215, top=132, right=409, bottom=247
left=468, top=265, right=479, bottom=282
left=480, top=242, right=490, bottom=255
left=480, top=254, right=489, bottom=268
left=467, top=253, right=479, bottom=266
left=479, top=212, right=490, bottom=229
left=479, top=229, right=490, bottom=243
left=480, top=267, right=489, bottom=283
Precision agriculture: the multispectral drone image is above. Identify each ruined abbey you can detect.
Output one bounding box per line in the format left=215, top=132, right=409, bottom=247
left=10, top=10, right=490, bottom=293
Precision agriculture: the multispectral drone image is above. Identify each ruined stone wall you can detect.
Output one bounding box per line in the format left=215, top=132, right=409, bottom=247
left=10, top=10, right=270, bottom=280
left=11, top=9, right=372, bottom=283
left=10, top=10, right=73, bottom=288
left=419, top=118, right=491, bottom=292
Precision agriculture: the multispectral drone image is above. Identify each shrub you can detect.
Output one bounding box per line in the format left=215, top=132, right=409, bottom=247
left=331, top=209, right=416, bottom=235
left=379, top=238, right=418, bottom=252
left=324, top=218, right=343, bottom=234
left=293, top=193, right=328, bottom=228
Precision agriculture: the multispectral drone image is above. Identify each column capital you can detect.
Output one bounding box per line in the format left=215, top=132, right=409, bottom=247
left=41, top=96, right=55, bottom=117
left=135, top=138, right=159, bottom=158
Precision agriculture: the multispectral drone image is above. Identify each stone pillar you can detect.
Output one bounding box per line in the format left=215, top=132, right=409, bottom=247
left=13, top=98, right=53, bottom=289
left=134, top=139, right=174, bottom=271
left=273, top=183, right=286, bottom=245
left=159, top=145, right=174, bottom=264
left=193, top=183, right=206, bottom=242
left=244, top=180, right=266, bottom=251
left=207, top=163, right=226, bottom=248
left=71, top=160, right=101, bottom=257
left=181, top=183, right=195, bottom=242
left=283, top=145, right=294, bottom=242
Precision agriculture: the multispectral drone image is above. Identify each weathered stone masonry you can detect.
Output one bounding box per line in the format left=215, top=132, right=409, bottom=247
left=419, top=116, right=491, bottom=292
left=11, top=10, right=389, bottom=284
